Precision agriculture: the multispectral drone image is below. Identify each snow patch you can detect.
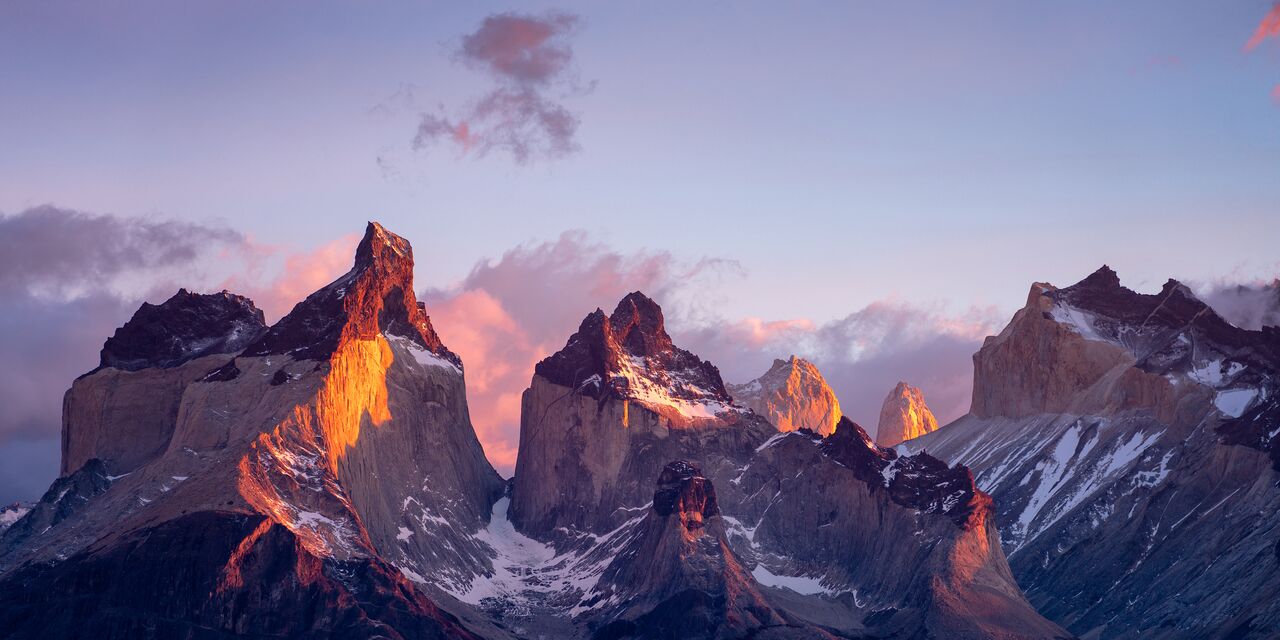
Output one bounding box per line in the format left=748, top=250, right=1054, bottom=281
left=387, top=335, right=461, bottom=374
left=1214, top=388, right=1258, bottom=418
left=751, top=564, right=833, bottom=596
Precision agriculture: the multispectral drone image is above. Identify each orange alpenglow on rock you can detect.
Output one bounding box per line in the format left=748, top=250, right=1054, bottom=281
left=727, top=356, right=842, bottom=436
left=876, top=381, right=939, bottom=447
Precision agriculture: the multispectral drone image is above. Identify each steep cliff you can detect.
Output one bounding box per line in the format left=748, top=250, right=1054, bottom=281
left=0, top=222, right=503, bottom=638
left=504, top=293, right=1067, bottom=639
left=909, top=266, right=1280, bottom=638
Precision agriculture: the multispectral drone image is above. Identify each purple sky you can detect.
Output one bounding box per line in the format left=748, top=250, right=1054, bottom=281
left=2, top=2, right=1279, bottom=502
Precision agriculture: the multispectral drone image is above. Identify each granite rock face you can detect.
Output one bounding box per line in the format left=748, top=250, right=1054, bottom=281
left=876, top=381, right=939, bottom=447
left=1, top=222, right=502, bottom=639
left=505, top=293, right=1068, bottom=639
left=908, top=266, right=1280, bottom=639
left=728, top=356, right=842, bottom=436
left=62, top=290, right=268, bottom=475
left=3, top=226, right=1077, bottom=639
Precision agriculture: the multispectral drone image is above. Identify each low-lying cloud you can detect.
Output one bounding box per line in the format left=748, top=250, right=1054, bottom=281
left=421, top=231, right=1000, bottom=470
left=676, top=302, right=1001, bottom=436
left=414, top=11, right=587, bottom=163
left=1199, top=279, right=1280, bottom=331
left=0, top=206, right=254, bottom=505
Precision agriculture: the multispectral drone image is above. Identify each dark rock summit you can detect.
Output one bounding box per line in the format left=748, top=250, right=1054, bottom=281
left=651, top=461, right=719, bottom=527
left=534, top=291, right=731, bottom=406
left=98, top=288, right=266, bottom=372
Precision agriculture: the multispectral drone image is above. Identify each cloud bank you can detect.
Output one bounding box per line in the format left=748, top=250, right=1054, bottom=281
left=0, top=207, right=357, bottom=505
left=422, top=231, right=737, bottom=471
left=0, top=207, right=251, bottom=504
left=1199, top=279, right=1280, bottom=331
left=414, top=12, right=586, bottom=163
left=421, top=231, right=999, bottom=472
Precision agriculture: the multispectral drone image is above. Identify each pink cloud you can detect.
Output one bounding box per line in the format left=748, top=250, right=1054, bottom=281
left=413, top=11, right=586, bottom=163
left=1246, top=3, right=1280, bottom=51
left=427, top=290, right=547, bottom=471
left=423, top=231, right=737, bottom=475
left=219, top=234, right=360, bottom=322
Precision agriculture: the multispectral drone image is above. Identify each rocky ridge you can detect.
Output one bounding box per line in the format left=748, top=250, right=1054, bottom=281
left=908, top=266, right=1280, bottom=638
left=503, top=292, right=1068, bottom=639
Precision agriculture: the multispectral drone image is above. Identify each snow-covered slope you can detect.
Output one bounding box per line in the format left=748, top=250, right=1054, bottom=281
left=908, top=266, right=1280, bottom=639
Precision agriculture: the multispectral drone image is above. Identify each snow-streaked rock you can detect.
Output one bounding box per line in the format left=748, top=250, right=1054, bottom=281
left=910, top=266, right=1280, bottom=639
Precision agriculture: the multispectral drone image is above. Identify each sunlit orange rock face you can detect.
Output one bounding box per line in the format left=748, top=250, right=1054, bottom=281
left=876, top=381, right=939, bottom=447
left=727, top=356, right=842, bottom=436
left=3, top=222, right=502, bottom=638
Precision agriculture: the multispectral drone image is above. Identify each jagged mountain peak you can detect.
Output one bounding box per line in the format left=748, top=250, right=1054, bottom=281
left=876, top=380, right=938, bottom=447
left=242, top=221, right=457, bottom=365
left=1074, top=264, right=1122, bottom=290
left=818, top=417, right=983, bottom=528
left=533, top=291, right=734, bottom=415
left=98, top=288, right=266, bottom=372
left=353, top=220, right=413, bottom=270
left=727, top=355, right=841, bottom=436
left=608, top=290, right=674, bottom=356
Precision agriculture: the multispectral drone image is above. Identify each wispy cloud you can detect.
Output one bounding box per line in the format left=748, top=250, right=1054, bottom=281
left=414, top=12, right=588, bottom=163
left=1246, top=2, right=1280, bottom=51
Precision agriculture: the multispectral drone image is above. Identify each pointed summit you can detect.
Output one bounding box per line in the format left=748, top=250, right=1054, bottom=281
left=727, top=355, right=842, bottom=436
left=1074, top=264, right=1122, bottom=290
left=533, top=291, right=731, bottom=411
left=353, top=220, right=413, bottom=270
left=609, top=291, right=674, bottom=356
left=876, top=381, right=938, bottom=447
left=243, top=221, right=456, bottom=365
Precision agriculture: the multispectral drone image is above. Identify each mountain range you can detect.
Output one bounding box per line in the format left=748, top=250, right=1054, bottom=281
left=0, top=224, right=1275, bottom=639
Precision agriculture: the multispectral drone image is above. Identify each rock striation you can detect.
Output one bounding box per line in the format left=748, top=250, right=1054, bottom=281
left=728, top=356, right=842, bottom=436
left=908, top=266, right=1280, bottom=638
left=876, top=381, right=939, bottom=447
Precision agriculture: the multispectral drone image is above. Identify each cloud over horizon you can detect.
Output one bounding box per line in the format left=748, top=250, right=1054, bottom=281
left=0, top=207, right=255, bottom=505
left=421, top=230, right=1002, bottom=472
left=414, top=11, right=587, bottom=163
left=0, top=207, right=360, bottom=505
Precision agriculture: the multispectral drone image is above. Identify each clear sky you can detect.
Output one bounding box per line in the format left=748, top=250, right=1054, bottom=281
left=1, top=2, right=1278, bottom=502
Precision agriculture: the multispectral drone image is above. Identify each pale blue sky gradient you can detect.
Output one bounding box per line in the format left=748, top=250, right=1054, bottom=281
left=3, top=2, right=1277, bottom=320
